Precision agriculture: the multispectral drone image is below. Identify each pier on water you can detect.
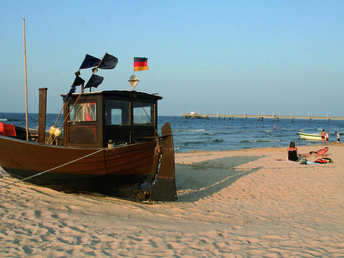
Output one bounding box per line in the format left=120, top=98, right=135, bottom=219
left=181, top=113, right=344, bottom=123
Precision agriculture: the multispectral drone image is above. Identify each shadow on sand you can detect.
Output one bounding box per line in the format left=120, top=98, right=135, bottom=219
left=175, top=155, right=263, bottom=202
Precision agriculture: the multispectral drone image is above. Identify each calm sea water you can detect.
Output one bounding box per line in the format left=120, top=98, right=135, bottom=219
left=159, top=116, right=344, bottom=153
left=1, top=113, right=343, bottom=153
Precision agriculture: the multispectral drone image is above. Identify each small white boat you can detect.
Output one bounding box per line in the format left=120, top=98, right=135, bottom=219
left=298, top=132, right=322, bottom=141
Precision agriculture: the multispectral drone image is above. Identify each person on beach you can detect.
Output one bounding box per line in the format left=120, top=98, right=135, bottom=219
left=335, top=132, right=340, bottom=143
left=326, top=131, right=329, bottom=144
left=302, top=147, right=329, bottom=157
left=321, top=129, right=325, bottom=144
left=287, top=141, right=299, bottom=161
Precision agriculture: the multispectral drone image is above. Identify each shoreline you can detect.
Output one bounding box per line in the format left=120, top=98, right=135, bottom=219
left=175, top=140, right=343, bottom=153
left=176, top=142, right=342, bottom=164
left=1, top=144, right=344, bottom=256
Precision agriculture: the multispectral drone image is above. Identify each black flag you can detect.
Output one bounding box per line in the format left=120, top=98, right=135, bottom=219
left=65, top=86, right=76, bottom=102
left=80, top=54, right=101, bottom=69
left=65, top=76, right=85, bottom=102
left=85, top=74, right=104, bottom=89
left=98, top=53, right=118, bottom=69
left=71, top=76, right=85, bottom=87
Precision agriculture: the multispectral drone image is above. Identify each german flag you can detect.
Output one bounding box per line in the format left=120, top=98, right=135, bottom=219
left=134, top=57, right=149, bottom=71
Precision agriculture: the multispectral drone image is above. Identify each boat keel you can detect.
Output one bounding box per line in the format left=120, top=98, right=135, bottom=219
left=151, top=122, right=178, bottom=201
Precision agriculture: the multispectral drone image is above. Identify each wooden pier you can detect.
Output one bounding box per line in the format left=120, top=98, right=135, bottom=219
left=181, top=113, right=344, bottom=122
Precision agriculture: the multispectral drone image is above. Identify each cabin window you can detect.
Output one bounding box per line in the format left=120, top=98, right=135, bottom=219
left=133, top=102, right=154, bottom=125
left=69, top=102, right=97, bottom=122
left=105, top=100, right=130, bottom=125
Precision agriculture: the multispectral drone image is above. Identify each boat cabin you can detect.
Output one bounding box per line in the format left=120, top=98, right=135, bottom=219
left=62, top=90, right=162, bottom=147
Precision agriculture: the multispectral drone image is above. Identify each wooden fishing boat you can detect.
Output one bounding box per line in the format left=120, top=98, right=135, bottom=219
left=298, top=132, right=322, bottom=141
left=0, top=88, right=177, bottom=202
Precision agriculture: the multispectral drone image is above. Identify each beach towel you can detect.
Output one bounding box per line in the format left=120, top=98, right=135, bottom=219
left=275, top=158, right=318, bottom=165
left=314, top=158, right=333, bottom=164
left=298, top=158, right=308, bottom=165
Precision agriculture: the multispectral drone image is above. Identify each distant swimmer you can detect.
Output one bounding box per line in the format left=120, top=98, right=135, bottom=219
left=321, top=129, right=325, bottom=144
left=326, top=131, right=329, bottom=144
left=335, top=132, right=341, bottom=143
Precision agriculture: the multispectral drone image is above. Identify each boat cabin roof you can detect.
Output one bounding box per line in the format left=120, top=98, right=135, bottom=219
left=62, top=90, right=162, bottom=100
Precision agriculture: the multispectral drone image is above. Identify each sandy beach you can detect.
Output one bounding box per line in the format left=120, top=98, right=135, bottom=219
left=1, top=143, right=344, bottom=257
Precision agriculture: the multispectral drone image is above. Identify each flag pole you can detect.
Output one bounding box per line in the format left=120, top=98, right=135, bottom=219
left=23, top=17, right=29, bottom=141
left=97, top=52, right=107, bottom=67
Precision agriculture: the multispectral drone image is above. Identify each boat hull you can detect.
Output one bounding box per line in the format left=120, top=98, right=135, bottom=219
left=298, top=132, right=322, bottom=141
left=0, top=136, right=160, bottom=200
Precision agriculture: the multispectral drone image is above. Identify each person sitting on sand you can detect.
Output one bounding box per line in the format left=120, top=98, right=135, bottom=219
left=302, top=147, right=329, bottom=157
left=287, top=141, right=299, bottom=161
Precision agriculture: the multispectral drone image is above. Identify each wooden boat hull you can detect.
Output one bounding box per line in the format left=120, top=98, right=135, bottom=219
left=298, top=132, right=322, bottom=141
left=0, top=136, right=160, bottom=199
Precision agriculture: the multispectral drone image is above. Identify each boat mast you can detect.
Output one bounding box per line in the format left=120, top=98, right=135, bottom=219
left=23, top=17, right=29, bottom=141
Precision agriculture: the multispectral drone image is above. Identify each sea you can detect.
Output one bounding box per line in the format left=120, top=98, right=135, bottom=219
left=1, top=112, right=343, bottom=153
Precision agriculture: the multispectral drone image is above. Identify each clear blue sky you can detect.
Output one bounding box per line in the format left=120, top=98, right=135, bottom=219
left=1, top=0, right=343, bottom=117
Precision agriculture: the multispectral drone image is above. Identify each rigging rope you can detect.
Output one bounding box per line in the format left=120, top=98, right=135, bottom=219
left=47, top=88, right=85, bottom=145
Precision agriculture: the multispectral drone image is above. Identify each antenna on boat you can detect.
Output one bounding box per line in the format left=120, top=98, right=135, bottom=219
left=128, top=74, right=139, bottom=91
left=23, top=17, right=29, bottom=141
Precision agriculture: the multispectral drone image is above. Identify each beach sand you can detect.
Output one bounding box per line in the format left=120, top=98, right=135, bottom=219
left=1, top=143, right=344, bottom=257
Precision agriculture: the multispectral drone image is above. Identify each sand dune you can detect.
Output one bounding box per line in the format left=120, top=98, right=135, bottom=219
left=1, top=144, right=344, bottom=256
